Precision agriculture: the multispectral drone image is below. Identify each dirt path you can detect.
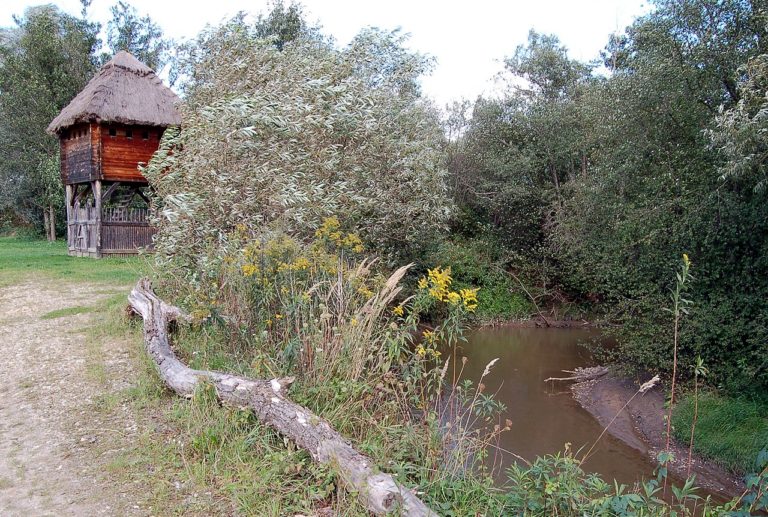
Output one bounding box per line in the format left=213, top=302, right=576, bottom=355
left=0, top=279, right=142, bottom=516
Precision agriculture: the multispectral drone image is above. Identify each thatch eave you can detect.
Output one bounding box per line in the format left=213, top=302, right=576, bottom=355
left=47, top=51, right=181, bottom=135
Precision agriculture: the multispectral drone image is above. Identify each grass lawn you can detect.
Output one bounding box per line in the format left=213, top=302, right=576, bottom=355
left=0, top=236, right=148, bottom=286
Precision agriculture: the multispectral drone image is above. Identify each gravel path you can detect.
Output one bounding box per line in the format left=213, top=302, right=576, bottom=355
left=0, top=280, right=141, bottom=516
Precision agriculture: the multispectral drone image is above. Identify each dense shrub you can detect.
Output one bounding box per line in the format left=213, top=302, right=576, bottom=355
left=144, top=18, right=452, bottom=275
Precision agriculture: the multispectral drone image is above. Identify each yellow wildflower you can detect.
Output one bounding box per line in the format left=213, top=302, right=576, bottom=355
left=683, top=253, right=692, bottom=267
left=460, top=287, right=480, bottom=312
left=416, top=345, right=426, bottom=357
left=315, top=216, right=341, bottom=238
left=446, top=291, right=461, bottom=305
left=275, top=313, right=283, bottom=320
left=241, top=263, right=259, bottom=276
left=392, top=305, right=404, bottom=317
left=295, top=257, right=311, bottom=270
left=417, top=277, right=428, bottom=289
left=422, top=329, right=436, bottom=344
left=342, top=232, right=364, bottom=253
left=426, top=266, right=452, bottom=301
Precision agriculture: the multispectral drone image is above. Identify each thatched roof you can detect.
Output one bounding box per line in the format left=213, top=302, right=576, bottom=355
left=47, top=51, right=181, bottom=134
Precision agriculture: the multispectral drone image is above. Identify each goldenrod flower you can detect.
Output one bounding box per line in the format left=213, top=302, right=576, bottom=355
left=241, top=263, right=259, bottom=276
left=292, top=257, right=311, bottom=270
left=426, top=266, right=452, bottom=301
left=460, top=287, right=479, bottom=312
left=392, top=305, right=404, bottom=316
left=418, top=277, right=428, bottom=289
left=446, top=291, right=461, bottom=305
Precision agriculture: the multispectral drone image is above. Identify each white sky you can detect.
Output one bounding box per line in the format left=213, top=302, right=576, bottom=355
left=1, top=0, right=650, bottom=107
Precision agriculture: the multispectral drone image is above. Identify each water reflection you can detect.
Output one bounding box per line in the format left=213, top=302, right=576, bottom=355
left=452, top=326, right=657, bottom=487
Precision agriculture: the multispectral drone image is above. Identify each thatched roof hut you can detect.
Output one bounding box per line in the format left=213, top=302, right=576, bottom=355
left=49, top=51, right=179, bottom=258
left=47, top=50, right=180, bottom=134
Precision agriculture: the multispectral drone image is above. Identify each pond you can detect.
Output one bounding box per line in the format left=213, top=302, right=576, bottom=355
left=453, top=326, right=659, bottom=487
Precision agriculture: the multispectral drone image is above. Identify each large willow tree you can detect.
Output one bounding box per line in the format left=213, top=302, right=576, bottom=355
left=145, top=16, right=452, bottom=270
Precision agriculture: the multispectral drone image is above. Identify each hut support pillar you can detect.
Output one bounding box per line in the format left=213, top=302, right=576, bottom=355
left=93, top=180, right=102, bottom=258
left=65, top=184, right=73, bottom=250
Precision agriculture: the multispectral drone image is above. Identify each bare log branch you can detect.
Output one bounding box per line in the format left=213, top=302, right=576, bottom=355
left=128, top=278, right=436, bottom=516
left=545, top=366, right=609, bottom=383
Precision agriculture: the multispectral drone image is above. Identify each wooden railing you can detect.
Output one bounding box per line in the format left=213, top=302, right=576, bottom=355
left=68, top=205, right=155, bottom=256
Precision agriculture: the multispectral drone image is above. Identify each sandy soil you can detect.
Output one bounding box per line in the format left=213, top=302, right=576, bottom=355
left=572, top=374, right=745, bottom=501
left=0, top=279, right=143, bottom=516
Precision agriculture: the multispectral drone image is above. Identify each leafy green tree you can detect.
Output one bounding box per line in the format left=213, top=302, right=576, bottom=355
left=712, top=54, right=768, bottom=192
left=105, top=0, right=171, bottom=71
left=550, top=0, right=768, bottom=391
left=144, top=12, right=451, bottom=275
left=252, top=0, right=321, bottom=50
left=0, top=5, right=99, bottom=238
left=449, top=31, right=592, bottom=253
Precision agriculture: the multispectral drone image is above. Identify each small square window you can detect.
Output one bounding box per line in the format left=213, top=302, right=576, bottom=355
left=126, top=129, right=133, bottom=139
left=109, top=127, right=116, bottom=137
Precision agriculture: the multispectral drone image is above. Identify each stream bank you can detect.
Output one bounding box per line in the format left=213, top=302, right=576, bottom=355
left=571, top=374, right=745, bottom=500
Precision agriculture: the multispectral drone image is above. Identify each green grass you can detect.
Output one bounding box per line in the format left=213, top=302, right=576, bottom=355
left=673, top=391, right=768, bottom=473
left=41, top=305, right=95, bottom=319
left=0, top=236, right=148, bottom=286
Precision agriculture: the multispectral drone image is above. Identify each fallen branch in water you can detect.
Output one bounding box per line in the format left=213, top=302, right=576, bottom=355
left=545, top=366, right=609, bottom=383
left=128, top=278, right=436, bottom=516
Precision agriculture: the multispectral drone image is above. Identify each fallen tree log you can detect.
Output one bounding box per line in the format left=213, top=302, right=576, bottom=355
left=544, top=366, right=609, bottom=383
left=128, top=278, right=436, bottom=516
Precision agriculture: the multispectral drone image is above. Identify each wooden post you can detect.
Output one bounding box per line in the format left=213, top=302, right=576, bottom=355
left=94, top=180, right=102, bottom=258
left=65, top=185, right=73, bottom=251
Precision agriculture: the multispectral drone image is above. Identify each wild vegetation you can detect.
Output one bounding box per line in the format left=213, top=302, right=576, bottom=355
left=2, top=0, right=768, bottom=513
left=450, top=0, right=768, bottom=399
left=0, top=1, right=169, bottom=238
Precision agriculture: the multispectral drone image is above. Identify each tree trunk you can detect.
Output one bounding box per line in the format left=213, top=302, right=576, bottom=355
left=43, top=209, right=51, bottom=242
left=48, top=203, right=56, bottom=241
left=128, top=279, right=436, bottom=516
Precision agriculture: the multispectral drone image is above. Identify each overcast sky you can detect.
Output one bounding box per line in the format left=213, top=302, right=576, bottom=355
left=1, top=0, right=650, bottom=107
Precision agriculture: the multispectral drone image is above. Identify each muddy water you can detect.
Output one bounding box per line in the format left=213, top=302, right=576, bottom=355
left=455, top=326, right=658, bottom=486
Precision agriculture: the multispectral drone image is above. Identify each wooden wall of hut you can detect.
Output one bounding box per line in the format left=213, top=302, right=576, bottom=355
left=60, top=123, right=163, bottom=185
left=101, top=124, right=163, bottom=182
left=60, top=123, right=97, bottom=184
